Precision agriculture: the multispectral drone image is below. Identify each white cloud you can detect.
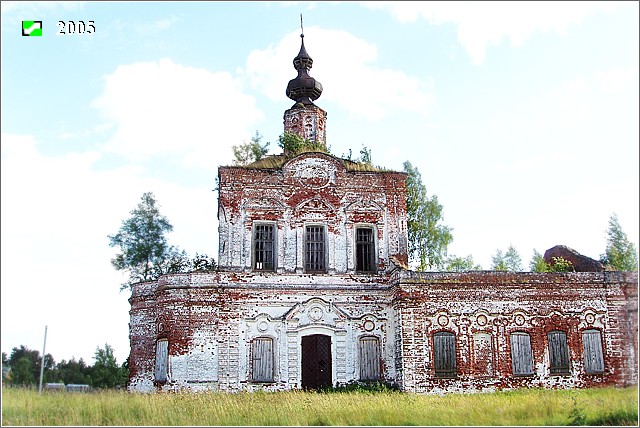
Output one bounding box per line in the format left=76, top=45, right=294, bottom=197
left=363, top=1, right=626, bottom=64
left=535, top=65, right=639, bottom=129
left=92, top=58, right=264, bottom=168
left=1, top=133, right=218, bottom=363
left=241, top=27, right=434, bottom=121
left=594, top=66, right=640, bottom=94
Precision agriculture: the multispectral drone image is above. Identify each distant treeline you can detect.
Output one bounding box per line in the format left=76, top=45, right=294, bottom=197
left=2, top=343, right=128, bottom=389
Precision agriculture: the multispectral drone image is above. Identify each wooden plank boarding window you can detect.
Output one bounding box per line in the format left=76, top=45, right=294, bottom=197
left=154, top=339, right=168, bottom=383
left=356, top=228, right=376, bottom=273
left=510, top=332, right=534, bottom=375
left=434, top=332, right=456, bottom=378
left=582, top=329, right=604, bottom=373
left=251, top=337, right=274, bottom=382
left=548, top=330, right=570, bottom=374
left=254, top=224, right=275, bottom=271
left=305, top=226, right=326, bottom=273
left=359, top=337, right=381, bottom=381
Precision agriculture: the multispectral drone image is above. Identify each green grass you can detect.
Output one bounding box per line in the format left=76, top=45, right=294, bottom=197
left=2, top=385, right=637, bottom=426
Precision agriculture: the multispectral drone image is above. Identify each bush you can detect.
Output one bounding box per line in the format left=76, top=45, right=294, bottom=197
left=318, top=380, right=400, bottom=393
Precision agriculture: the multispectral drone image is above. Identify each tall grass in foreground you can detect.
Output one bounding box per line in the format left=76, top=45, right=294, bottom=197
left=2, top=385, right=637, bottom=426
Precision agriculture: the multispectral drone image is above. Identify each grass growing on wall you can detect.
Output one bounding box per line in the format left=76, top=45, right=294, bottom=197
left=2, top=385, right=637, bottom=426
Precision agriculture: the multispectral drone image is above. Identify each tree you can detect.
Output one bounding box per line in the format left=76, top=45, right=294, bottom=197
left=153, top=246, right=191, bottom=278
left=7, top=345, right=55, bottom=387
left=1, top=352, right=8, bottom=382
left=491, top=245, right=523, bottom=272
left=90, top=343, right=127, bottom=389
left=56, top=357, right=91, bottom=385
left=600, top=213, right=638, bottom=271
left=232, top=130, right=270, bottom=166
left=443, top=254, right=482, bottom=272
left=278, top=131, right=328, bottom=157
left=192, top=252, right=217, bottom=272
left=548, top=256, right=574, bottom=272
left=108, top=192, right=177, bottom=289
left=357, top=145, right=372, bottom=166
left=529, top=249, right=550, bottom=272
left=11, top=356, right=36, bottom=386
left=530, top=250, right=575, bottom=272
left=403, top=161, right=453, bottom=271
left=121, top=357, right=130, bottom=389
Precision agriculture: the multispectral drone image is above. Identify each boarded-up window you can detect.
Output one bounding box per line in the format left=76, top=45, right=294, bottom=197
left=510, top=332, right=534, bottom=375
left=154, top=339, right=168, bottom=382
left=548, top=330, right=570, bottom=374
left=254, top=224, right=275, bottom=271
left=359, top=336, right=381, bottom=380
left=251, top=337, right=274, bottom=382
left=305, top=226, right=326, bottom=273
left=434, top=332, right=456, bottom=378
left=582, top=329, right=604, bottom=373
left=356, top=228, right=376, bottom=273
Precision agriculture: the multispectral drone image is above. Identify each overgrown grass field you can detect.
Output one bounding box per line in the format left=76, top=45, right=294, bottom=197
left=2, top=386, right=637, bottom=426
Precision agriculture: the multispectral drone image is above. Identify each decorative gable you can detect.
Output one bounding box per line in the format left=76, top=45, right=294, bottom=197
left=284, top=297, right=350, bottom=330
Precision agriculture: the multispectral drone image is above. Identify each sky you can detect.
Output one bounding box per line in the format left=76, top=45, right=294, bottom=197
left=1, top=1, right=638, bottom=366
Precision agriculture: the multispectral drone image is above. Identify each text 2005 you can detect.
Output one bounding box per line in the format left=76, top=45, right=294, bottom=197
left=57, top=21, right=95, bottom=35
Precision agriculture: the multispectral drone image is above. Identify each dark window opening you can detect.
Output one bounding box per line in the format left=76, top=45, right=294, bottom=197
left=305, top=226, right=326, bottom=273
left=434, top=332, right=456, bottom=378
left=548, top=330, right=570, bottom=375
left=356, top=228, right=376, bottom=273
left=254, top=224, right=275, bottom=271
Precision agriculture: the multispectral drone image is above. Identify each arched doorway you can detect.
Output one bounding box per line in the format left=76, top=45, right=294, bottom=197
left=301, top=334, right=332, bottom=389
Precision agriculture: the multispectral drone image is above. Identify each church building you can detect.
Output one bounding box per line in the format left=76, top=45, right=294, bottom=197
left=128, top=32, right=637, bottom=394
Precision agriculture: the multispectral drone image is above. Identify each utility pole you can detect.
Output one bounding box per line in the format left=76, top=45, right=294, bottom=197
left=38, top=325, right=47, bottom=394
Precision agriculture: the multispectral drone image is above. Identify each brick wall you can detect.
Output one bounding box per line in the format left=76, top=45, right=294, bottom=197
left=217, top=152, right=408, bottom=274
left=393, top=271, right=638, bottom=393
left=128, top=270, right=637, bottom=393
left=128, top=150, right=637, bottom=394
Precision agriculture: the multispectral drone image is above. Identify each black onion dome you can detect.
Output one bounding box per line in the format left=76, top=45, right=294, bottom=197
left=293, top=36, right=313, bottom=70
left=286, top=34, right=323, bottom=106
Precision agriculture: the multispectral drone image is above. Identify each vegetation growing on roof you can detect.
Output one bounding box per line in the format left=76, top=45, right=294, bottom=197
left=231, top=131, right=270, bottom=166
left=278, top=131, right=329, bottom=157
left=234, top=131, right=389, bottom=172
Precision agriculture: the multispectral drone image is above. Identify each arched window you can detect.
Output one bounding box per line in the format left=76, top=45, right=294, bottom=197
left=154, top=338, right=168, bottom=382
left=434, top=332, right=456, bottom=378
left=582, top=329, right=604, bottom=373
left=548, top=330, right=570, bottom=374
left=359, top=336, right=381, bottom=380
left=251, top=337, right=274, bottom=382
left=510, top=332, right=533, bottom=375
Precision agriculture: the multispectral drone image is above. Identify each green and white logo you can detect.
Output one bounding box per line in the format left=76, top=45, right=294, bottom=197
left=22, top=21, right=43, bottom=36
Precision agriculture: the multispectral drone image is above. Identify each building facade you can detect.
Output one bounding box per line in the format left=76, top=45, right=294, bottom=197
left=128, top=34, right=638, bottom=394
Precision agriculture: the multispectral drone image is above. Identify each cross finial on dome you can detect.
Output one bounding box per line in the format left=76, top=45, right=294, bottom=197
left=286, top=15, right=323, bottom=106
